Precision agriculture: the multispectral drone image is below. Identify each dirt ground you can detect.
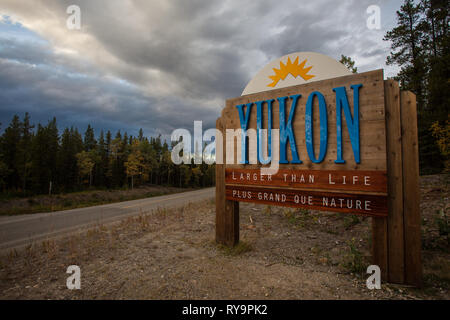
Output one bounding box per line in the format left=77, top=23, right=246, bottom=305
left=0, top=175, right=448, bottom=300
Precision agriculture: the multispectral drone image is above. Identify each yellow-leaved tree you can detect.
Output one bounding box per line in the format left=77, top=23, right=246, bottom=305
left=76, top=150, right=95, bottom=186
left=430, top=118, right=450, bottom=173
left=125, top=139, right=145, bottom=189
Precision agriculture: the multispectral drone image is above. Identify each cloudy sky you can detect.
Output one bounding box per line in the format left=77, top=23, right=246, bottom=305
left=0, top=0, right=402, bottom=139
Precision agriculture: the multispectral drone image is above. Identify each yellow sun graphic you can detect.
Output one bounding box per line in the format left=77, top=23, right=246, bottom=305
left=267, top=56, right=315, bottom=87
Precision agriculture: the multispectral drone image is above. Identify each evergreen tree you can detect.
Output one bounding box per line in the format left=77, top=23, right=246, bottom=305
left=384, top=0, right=449, bottom=173
left=0, top=115, right=216, bottom=194
left=420, top=0, right=449, bottom=119
left=18, top=113, right=34, bottom=192
left=384, top=0, right=427, bottom=110
left=339, top=55, right=358, bottom=73
left=0, top=122, right=9, bottom=191
left=106, top=130, right=112, bottom=155
left=84, top=124, right=97, bottom=151
left=2, top=115, right=21, bottom=190
left=108, top=131, right=125, bottom=187
left=95, top=130, right=108, bottom=187
left=46, top=117, right=59, bottom=192
left=58, top=127, right=83, bottom=192
left=31, top=119, right=59, bottom=194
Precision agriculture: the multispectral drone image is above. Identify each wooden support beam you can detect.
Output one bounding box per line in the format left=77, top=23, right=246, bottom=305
left=400, top=91, right=422, bottom=287
left=216, top=118, right=240, bottom=247
left=372, top=217, right=388, bottom=281
left=384, top=80, right=405, bottom=283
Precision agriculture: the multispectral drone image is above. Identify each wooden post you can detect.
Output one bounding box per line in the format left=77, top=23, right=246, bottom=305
left=216, top=118, right=240, bottom=247
left=384, top=80, right=405, bottom=284
left=372, top=217, right=388, bottom=281
left=373, top=82, right=422, bottom=286
left=400, top=91, right=422, bottom=287
left=372, top=80, right=399, bottom=282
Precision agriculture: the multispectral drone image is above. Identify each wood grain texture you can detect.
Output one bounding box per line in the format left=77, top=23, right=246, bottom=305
left=372, top=217, right=388, bottom=281
left=216, top=72, right=422, bottom=285
left=222, top=70, right=387, bottom=171
left=216, top=118, right=240, bottom=246
left=226, top=185, right=388, bottom=217
left=400, top=91, right=422, bottom=287
left=215, top=118, right=226, bottom=243
left=384, top=80, right=405, bottom=284
left=225, top=168, right=387, bottom=194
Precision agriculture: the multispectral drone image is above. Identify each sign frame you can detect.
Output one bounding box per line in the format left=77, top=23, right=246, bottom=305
left=215, top=70, right=422, bottom=287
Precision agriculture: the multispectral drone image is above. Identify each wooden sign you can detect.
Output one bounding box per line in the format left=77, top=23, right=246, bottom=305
left=222, top=69, right=387, bottom=216
left=216, top=53, right=422, bottom=287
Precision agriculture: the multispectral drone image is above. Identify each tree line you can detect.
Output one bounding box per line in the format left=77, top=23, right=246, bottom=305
left=0, top=113, right=215, bottom=196
left=1, top=0, right=448, bottom=197
left=384, top=0, right=449, bottom=173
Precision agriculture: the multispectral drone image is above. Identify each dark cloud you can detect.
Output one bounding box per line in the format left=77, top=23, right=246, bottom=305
left=0, top=0, right=399, bottom=137
left=0, top=56, right=219, bottom=138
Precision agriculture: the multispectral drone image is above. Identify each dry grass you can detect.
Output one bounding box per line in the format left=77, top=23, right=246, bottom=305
left=216, top=241, right=253, bottom=256
left=0, top=185, right=196, bottom=216
left=0, top=175, right=448, bottom=300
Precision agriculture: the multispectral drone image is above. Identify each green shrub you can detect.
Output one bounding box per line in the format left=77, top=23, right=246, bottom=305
left=217, top=241, right=252, bottom=256
left=342, top=238, right=366, bottom=275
